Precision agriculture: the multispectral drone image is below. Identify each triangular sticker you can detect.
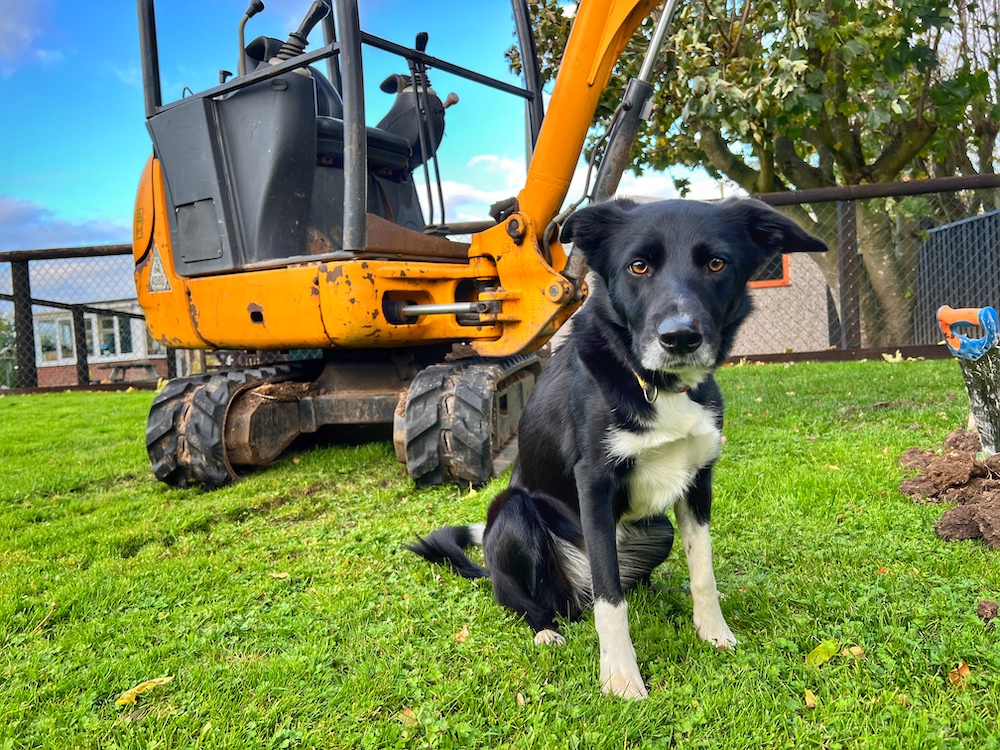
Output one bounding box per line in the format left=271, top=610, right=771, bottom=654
left=148, top=243, right=172, bottom=293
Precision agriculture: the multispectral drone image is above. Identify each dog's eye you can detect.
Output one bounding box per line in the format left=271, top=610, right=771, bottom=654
left=628, top=260, right=650, bottom=276
left=707, top=257, right=726, bottom=273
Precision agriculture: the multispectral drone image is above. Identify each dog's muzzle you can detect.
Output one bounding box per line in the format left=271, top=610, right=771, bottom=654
left=658, top=317, right=703, bottom=355
left=640, top=315, right=716, bottom=377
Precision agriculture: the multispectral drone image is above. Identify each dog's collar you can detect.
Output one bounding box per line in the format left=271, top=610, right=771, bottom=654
left=632, top=370, right=689, bottom=403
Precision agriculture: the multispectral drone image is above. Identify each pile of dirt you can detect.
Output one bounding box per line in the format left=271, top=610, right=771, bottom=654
left=899, top=429, right=1000, bottom=547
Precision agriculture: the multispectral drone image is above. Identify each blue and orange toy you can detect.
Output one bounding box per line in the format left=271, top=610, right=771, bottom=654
left=937, top=305, right=1000, bottom=361
left=937, top=305, right=1000, bottom=455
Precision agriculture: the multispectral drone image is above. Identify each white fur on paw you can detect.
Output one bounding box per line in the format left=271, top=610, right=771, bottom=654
left=594, top=599, right=647, bottom=699
left=600, top=661, right=648, bottom=700
left=533, top=629, right=566, bottom=646
left=697, top=620, right=738, bottom=649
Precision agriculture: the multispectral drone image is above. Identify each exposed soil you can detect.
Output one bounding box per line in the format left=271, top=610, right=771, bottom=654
left=899, top=429, right=1000, bottom=547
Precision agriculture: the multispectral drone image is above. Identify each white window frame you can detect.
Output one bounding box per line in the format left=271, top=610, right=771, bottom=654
left=88, top=312, right=147, bottom=361
left=34, top=308, right=164, bottom=367
left=35, top=315, right=76, bottom=366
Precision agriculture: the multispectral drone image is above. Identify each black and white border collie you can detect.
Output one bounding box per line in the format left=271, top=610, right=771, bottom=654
left=409, top=198, right=828, bottom=699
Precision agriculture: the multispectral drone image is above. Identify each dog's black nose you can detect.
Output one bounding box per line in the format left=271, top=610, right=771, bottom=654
left=658, top=318, right=703, bottom=354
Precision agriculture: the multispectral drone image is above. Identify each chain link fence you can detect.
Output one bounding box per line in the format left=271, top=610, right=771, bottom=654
left=3, top=177, right=1000, bottom=389
left=734, top=177, right=1000, bottom=358
left=0, top=248, right=169, bottom=389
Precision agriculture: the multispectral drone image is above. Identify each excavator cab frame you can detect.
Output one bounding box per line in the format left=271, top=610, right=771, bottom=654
left=132, top=0, right=666, bottom=488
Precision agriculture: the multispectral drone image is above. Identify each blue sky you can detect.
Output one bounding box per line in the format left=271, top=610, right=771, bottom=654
left=0, top=0, right=714, bottom=255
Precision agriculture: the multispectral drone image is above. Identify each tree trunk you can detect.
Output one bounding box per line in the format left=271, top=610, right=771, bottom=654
left=854, top=202, right=918, bottom=346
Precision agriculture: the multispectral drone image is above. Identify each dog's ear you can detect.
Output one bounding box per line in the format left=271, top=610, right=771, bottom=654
left=724, top=198, right=828, bottom=258
left=559, top=198, right=639, bottom=277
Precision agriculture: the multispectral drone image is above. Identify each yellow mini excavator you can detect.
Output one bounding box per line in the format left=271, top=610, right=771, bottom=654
left=133, top=0, right=677, bottom=488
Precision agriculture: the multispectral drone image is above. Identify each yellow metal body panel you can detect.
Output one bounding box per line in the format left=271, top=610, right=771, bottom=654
left=185, top=267, right=332, bottom=349
left=318, top=258, right=500, bottom=347
left=514, top=0, right=661, bottom=236
left=133, top=158, right=209, bottom=350
left=133, top=0, right=657, bottom=357
left=468, top=213, right=578, bottom=357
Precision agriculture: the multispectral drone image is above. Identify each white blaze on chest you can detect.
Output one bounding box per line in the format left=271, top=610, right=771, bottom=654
left=605, top=394, right=721, bottom=522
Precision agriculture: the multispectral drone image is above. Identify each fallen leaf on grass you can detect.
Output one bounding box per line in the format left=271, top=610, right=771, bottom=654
left=115, top=676, right=174, bottom=706
left=841, top=645, right=866, bottom=659
left=398, top=707, right=419, bottom=727
left=882, top=350, right=904, bottom=363
left=516, top=692, right=526, bottom=706
left=268, top=572, right=290, bottom=580
left=897, top=693, right=910, bottom=706
left=948, top=661, right=971, bottom=688
left=454, top=624, right=470, bottom=643
left=804, top=689, right=817, bottom=709
left=805, top=639, right=840, bottom=668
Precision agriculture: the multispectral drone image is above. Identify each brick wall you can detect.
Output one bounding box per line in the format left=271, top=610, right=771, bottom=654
left=36, top=358, right=168, bottom=387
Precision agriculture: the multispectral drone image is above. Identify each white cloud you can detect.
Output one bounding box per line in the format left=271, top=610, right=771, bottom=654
left=617, top=167, right=744, bottom=202
left=0, top=0, right=57, bottom=74
left=417, top=152, right=737, bottom=227
left=33, top=48, right=63, bottom=68
left=415, top=153, right=529, bottom=224
left=466, top=154, right=527, bottom=190
left=0, top=195, right=130, bottom=253
left=6, top=256, right=137, bottom=304
left=107, top=62, right=143, bottom=89
left=418, top=180, right=517, bottom=224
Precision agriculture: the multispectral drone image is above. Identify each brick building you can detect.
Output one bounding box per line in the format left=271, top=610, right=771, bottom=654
left=33, top=299, right=168, bottom=387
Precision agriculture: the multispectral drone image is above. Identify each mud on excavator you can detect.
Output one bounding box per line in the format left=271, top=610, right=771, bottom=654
left=133, top=0, right=675, bottom=488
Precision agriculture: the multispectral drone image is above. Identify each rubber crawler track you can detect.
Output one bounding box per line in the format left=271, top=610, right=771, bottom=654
left=403, top=354, right=541, bottom=486
left=146, top=364, right=300, bottom=489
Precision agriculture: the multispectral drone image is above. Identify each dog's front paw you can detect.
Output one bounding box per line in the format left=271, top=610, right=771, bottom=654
left=696, top=619, right=738, bottom=649
left=600, top=659, right=648, bottom=700
left=533, top=629, right=566, bottom=646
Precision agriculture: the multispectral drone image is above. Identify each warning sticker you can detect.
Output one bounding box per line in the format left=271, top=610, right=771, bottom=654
left=148, top=244, right=172, bottom=293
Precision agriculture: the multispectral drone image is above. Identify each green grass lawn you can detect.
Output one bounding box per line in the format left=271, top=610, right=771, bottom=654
left=2, top=359, right=999, bottom=749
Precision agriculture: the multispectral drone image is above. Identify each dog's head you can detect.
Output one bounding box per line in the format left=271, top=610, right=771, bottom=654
left=560, top=198, right=828, bottom=385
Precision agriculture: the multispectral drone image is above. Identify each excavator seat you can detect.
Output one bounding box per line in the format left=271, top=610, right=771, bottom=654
left=316, top=117, right=412, bottom=172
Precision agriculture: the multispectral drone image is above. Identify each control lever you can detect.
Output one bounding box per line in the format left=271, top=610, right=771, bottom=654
left=237, top=0, right=265, bottom=76
left=274, top=0, right=331, bottom=61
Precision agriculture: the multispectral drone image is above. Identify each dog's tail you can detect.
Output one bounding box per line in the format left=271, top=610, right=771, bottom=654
left=406, top=524, right=489, bottom=579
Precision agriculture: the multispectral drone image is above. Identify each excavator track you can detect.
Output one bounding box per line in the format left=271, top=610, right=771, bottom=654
left=145, top=363, right=306, bottom=489
left=399, top=353, right=542, bottom=486
left=146, top=354, right=540, bottom=490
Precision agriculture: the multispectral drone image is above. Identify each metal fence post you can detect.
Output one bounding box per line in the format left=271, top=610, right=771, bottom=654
left=72, top=306, right=90, bottom=385
left=837, top=200, right=863, bottom=349
left=11, top=259, right=37, bottom=388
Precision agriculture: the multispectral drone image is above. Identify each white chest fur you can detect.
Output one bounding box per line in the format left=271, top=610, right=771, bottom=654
left=605, top=393, right=721, bottom=522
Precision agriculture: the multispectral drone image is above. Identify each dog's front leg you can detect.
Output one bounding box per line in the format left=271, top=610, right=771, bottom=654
left=675, top=468, right=737, bottom=648
left=578, top=472, right=647, bottom=700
